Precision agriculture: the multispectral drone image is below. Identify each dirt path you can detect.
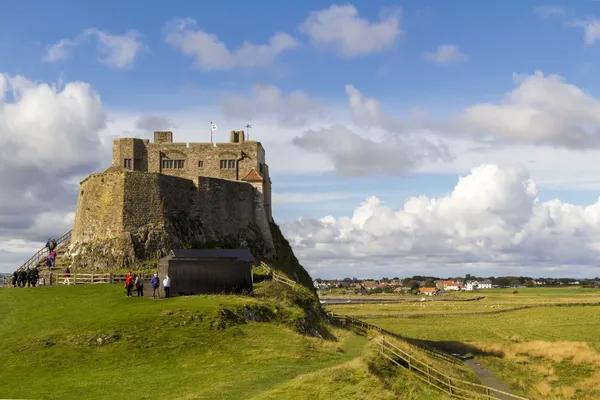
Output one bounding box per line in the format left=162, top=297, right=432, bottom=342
left=463, top=358, right=518, bottom=399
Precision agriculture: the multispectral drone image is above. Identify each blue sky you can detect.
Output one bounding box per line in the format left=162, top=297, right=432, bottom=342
left=3, top=1, right=600, bottom=278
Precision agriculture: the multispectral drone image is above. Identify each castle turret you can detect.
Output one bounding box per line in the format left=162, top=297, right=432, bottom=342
left=229, top=130, right=246, bottom=144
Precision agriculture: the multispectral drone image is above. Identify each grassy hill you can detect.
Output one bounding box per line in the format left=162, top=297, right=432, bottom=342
left=0, top=284, right=456, bottom=399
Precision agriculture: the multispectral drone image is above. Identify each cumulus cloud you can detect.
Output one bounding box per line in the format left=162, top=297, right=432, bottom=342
left=282, top=164, right=600, bottom=277
left=298, top=4, right=402, bottom=57
left=457, top=71, right=600, bottom=148
left=291, top=84, right=450, bottom=176
left=164, top=18, right=298, bottom=70
left=423, top=44, right=469, bottom=65
left=220, top=84, right=323, bottom=127
left=293, top=125, right=451, bottom=177
left=0, top=74, right=107, bottom=242
left=43, top=28, right=147, bottom=69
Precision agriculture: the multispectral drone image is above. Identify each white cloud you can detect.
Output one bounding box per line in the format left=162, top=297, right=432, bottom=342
left=220, top=84, right=323, bottom=127
left=83, top=28, right=148, bottom=69
left=423, top=44, right=469, bottom=65
left=164, top=18, right=298, bottom=70
left=293, top=125, right=451, bottom=177
left=457, top=71, right=600, bottom=148
left=298, top=4, right=402, bottom=57
left=0, top=73, right=107, bottom=244
left=42, top=28, right=147, bottom=69
left=569, top=19, right=600, bottom=46
left=282, top=164, right=600, bottom=278
left=42, top=38, right=78, bottom=63
left=533, top=5, right=566, bottom=18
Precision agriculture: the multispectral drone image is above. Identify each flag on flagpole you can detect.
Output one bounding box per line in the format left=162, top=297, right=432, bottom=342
left=211, top=123, right=217, bottom=132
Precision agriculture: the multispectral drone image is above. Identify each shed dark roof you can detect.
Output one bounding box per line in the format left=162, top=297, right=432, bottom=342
left=169, top=249, right=255, bottom=262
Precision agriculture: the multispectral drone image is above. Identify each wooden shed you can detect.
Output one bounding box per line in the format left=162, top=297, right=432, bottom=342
left=157, top=249, right=255, bottom=296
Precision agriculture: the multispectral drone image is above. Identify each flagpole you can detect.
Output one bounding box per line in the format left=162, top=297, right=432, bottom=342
left=210, top=121, right=213, bottom=144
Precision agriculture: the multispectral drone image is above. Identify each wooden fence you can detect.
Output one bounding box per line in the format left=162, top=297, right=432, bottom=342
left=379, top=337, right=528, bottom=400
left=259, top=262, right=296, bottom=288
left=3, top=273, right=155, bottom=287
left=326, top=312, right=528, bottom=400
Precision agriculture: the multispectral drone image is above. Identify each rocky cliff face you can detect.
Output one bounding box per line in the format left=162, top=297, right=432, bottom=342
left=66, top=170, right=314, bottom=292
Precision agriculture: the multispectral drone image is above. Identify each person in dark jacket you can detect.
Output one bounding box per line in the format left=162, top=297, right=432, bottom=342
left=135, top=275, right=144, bottom=297
left=11, top=270, right=17, bottom=287
left=18, top=268, right=26, bottom=287
left=31, top=268, right=39, bottom=287
left=150, top=273, right=160, bottom=299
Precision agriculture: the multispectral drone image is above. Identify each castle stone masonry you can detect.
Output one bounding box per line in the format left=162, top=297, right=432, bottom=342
left=111, top=130, right=272, bottom=220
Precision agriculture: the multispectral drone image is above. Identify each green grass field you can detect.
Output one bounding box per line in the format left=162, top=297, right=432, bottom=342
left=325, top=287, right=600, bottom=317
left=0, top=284, right=463, bottom=400
left=327, top=287, right=600, bottom=400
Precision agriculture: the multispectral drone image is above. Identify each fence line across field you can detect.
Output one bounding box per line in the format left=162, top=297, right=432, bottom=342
left=326, top=311, right=527, bottom=400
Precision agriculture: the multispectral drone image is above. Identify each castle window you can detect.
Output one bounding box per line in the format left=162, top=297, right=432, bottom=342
left=259, top=163, right=263, bottom=173
left=124, top=159, right=132, bottom=169
left=198, top=160, right=204, bottom=168
left=228, top=160, right=235, bottom=169
left=162, top=159, right=184, bottom=169
left=220, top=160, right=227, bottom=169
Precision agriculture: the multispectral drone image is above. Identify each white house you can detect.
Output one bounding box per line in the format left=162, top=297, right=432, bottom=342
left=465, top=281, right=479, bottom=291
left=479, top=280, right=492, bottom=289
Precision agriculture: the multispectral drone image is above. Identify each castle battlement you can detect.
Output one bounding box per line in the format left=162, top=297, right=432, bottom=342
left=111, top=130, right=272, bottom=220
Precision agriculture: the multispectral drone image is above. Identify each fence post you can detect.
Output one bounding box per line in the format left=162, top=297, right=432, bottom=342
left=486, top=386, right=491, bottom=399
left=109, top=274, right=113, bottom=284
left=427, top=366, right=431, bottom=382
left=74, top=274, right=77, bottom=284
left=91, top=274, right=94, bottom=284
left=448, top=377, right=452, bottom=394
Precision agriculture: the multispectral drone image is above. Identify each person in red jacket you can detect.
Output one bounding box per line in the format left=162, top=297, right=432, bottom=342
left=125, top=271, right=134, bottom=297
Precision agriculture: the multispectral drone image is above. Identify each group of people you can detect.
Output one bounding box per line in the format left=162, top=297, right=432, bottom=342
left=44, top=238, right=58, bottom=270
left=10, top=266, right=42, bottom=288
left=124, top=271, right=171, bottom=299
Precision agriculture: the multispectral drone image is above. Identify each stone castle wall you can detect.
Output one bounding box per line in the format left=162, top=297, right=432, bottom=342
left=72, top=173, right=125, bottom=242
left=69, top=170, right=275, bottom=270
left=111, top=131, right=272, bottom=220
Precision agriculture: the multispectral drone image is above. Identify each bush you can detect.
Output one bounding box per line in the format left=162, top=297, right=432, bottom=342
left=513, top=290, right=519, bottom=294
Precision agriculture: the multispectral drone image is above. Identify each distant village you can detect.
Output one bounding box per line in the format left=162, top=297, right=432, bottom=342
left=313, top=275, right=600, bottom=296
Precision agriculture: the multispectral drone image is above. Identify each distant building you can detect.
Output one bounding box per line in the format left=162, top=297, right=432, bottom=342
left=479, top=280, right=492, bottom=289
left=436, top=280, right=462, bottom=291
left=419, top=287, right=437, bottom=296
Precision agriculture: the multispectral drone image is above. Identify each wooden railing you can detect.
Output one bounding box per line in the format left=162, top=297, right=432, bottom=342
left=4, top=273, right=155, bottom=287
left=18, top=230, right=72, bottom=271
left=327, top=312, right=462, bottom=366
left=259, top=262, right=296, bottom=288
left=379, top=337, right=528, bottom=400
left=326, top=312, right=527, bottom=400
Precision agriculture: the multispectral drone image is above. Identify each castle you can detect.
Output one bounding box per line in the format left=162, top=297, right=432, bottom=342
left=111, top=130, right=272, bottom=220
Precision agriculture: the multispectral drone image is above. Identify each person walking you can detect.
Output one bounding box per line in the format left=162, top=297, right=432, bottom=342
left=64, top=267, right=71, bottom=285
left=135, top=275, right=144, bottom=297
left=125, top=271, right=134, bottom=297
left=150, top=273, right=160, bottom=299
left=163, top=275, right=171, bottom=298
